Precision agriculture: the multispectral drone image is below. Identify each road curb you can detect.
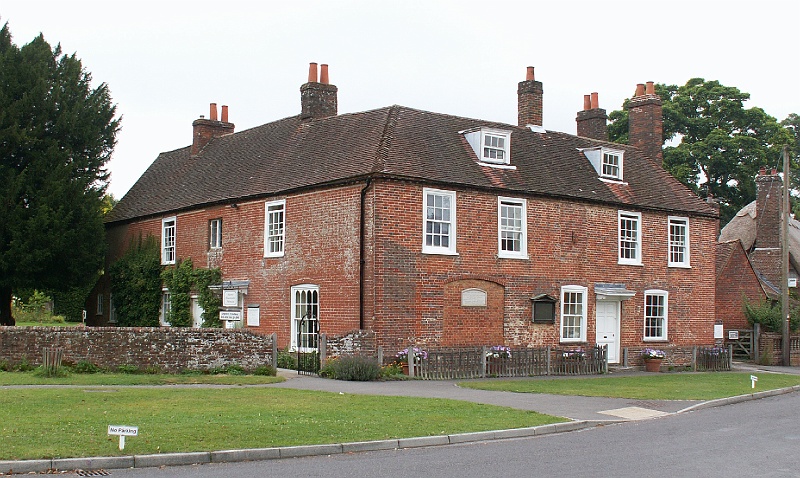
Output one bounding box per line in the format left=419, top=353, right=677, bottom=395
left=676, top=384, right=800, bottom=414
left=0, top=420, right=601, bottom=475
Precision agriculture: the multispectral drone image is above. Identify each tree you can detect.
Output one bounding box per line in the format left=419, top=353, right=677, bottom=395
left=109, top=236, right=162, bottom=327
left=0, top=23, right=120, bottom=325
left=609, top=79, right=795, bottom=224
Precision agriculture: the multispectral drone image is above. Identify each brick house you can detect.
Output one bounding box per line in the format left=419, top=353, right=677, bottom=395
left=717, top=168, right=798, bottom=330
left=91, top=64, right=719, bottom=363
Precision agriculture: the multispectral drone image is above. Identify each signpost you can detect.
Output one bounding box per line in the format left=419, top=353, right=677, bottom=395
left=108, top=425, right=138, bottom=450
left=750, top=375, right=758, bottom=389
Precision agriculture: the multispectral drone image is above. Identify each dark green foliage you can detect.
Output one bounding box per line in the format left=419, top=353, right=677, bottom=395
left=609, top=79, right=795, bottom=225
left=71, top=360, right=102, bottom=374
left=194, top=267, right=222, bottom=327
left=49, top=285, right=92, bottom=322
left=321, top=356, right=382, bottom=381
left=161, top=259, right=194, bottom=327
left=34, top=365, right=69, bottom=378
left=109, top=236, right=162, bottom=327
left=0, top=24, right=120, bottom=326
left=116, top=364, right=140, bottom=374
left=13, top=357, right=34, bottom=372
left=277, top=349, right=297, bottom=369
left=252, top=365, right=277, bottom=376
left=160, top=259, right=222, bottom=327
left=744, top=298, right=800, bottom=333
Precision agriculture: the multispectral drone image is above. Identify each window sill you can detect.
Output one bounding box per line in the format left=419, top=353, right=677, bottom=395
left=643, top=338, right=668, bottom=342
left=422, top=250, right=459, bottom=256
left=559, top=339, right=586, bottom=344
left=264, top=253, right=285, bottom=259
left=668, top=263, right=691, bottom=269
left=498, top=253, right=529, bottom=260
left=618, top=260, right=643, bottom=266
left=478, top=161, right=516, bottom=170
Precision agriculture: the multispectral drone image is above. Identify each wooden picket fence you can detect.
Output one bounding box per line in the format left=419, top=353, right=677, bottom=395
left=411, top=345, right=607, bottom=380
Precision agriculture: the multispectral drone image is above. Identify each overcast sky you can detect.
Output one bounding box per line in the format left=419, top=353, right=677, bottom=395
left=3, top=0, right=798, bottom=198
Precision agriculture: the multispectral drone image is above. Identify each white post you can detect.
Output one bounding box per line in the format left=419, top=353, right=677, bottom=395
left=119, top=435, right=126, bottom=451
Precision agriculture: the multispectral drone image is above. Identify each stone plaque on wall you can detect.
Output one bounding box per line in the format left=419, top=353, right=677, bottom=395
left=461, top=288, right=487, bottom=307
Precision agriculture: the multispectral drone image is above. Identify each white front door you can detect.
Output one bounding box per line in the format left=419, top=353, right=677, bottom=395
left=291, top=285, right=319, bottom=352
left=595, top=301, right=620, bottom=363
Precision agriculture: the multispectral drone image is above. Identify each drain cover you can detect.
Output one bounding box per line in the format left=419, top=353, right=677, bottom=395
left=76, top=470, right=110, bottom=477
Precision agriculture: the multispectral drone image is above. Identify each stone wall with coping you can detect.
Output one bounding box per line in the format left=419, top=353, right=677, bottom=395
left=0, top=326, right=276, bottom=372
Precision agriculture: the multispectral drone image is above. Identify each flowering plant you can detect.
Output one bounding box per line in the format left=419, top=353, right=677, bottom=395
left=562, top=348, right=585, bottom=358
left=641, top=348, right=666, bottom=360
left=486, top=345, right=512, bottom=359
left=395, top=347, right=427, bottom=364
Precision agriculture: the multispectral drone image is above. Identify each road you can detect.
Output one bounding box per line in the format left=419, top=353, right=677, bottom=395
left=110, top=391, right=800, bottom=477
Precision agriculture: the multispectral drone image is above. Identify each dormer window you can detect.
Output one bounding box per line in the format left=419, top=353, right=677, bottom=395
left=602, top=152, right=621, bottom=178
left=582, top=147, right=625, bottom=181
left=483, top=133, right=507, bottom=162
left=462, top=127, right=512, bottom=167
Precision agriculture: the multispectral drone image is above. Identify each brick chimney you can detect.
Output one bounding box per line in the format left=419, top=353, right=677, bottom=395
left=191, top=103, right=235, bottom=156
left=518, top=66, right=543, bottom=127
left=755, top=167, right=782, bottom=249
left=626, top=81, right=663, bottom=162
left=576, top=92, right=608, bottom=140
left=301, top=62, right=338, bottom=121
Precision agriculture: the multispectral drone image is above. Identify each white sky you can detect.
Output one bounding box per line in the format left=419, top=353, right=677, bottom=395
left=3, top=0, right=799, bottom=198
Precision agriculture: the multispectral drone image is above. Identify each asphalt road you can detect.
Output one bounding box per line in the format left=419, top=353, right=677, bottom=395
left=110, top=391, right=800, bottom=478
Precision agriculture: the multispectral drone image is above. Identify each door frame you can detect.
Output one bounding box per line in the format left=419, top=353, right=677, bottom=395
left=595, top=300, right=621, bottom=364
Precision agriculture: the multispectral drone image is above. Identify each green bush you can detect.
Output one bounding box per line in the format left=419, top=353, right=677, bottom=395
left=744, top=298, right=800, bottom=333
left=252, top=365, right=277, bottom=376
left=34, top=365, right=69, bottom=378
left=318, top=359, right=337, bottom=378
left=71, top=360, right=102, bottom=374
left=225, top=363, right=245, bottom=375
left=144, top=365, right=163, bottom=375
left=116, top=364, right=140, bottom=374
left=109, top=236, right=162, bottom=327
left=0, top=360, right=9, bottom=372
left=14, top=357, right=34, bottom=372
left=277, top=349, right=297, bottom=369
left=324, top=356, right=381, bottom=381
left=381, top=362, right=404, bottom=378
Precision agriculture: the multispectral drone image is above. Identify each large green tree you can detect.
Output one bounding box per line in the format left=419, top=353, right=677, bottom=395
left=609, top=79, right=795, bottom=224
left=0, top=24, right=120, bottom=325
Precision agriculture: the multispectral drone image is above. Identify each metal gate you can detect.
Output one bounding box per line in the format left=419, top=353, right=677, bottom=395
left=296, top=314, right=320, bottom=375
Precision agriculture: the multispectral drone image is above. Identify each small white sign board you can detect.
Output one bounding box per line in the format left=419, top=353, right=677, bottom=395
left=220, top=310, right=242, bottom=322
left=223, top=290, right=239, bottom=307
left=247, top=306, right=260, bottom=327
left=751, top=375, right=758, bottom=389
left=108, top=425, right=138, bottom=450
left=728, top=330, right=739, bottom=340
left=713, top=324, right=724, bottom=339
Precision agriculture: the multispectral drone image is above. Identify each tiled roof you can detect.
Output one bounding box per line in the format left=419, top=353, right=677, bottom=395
left=107, top=105, right=717, bottom=224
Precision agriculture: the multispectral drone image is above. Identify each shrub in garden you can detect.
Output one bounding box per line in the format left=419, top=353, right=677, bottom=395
left=72, top=360, right=102, bottom=374
left=325, top=355, right=381, bottom=381
left=116, top=364, right=140, bottom=374
left=253, top=365, right=277, bottom=376
left=277, top=349, right=297, bottom=369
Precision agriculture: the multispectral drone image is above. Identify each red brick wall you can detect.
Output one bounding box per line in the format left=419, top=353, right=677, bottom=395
left=100, top=179, right=717, bottom=360
left=717, top=243, right=766, bottom=330
left=101, top=185, right=363, bottom=348
left=370, top=180, right=717, bottom=356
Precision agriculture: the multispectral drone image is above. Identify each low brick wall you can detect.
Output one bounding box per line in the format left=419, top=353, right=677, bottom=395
left=324, top=330, right=377, bottom=358
left=0, top=326, right=276, bottom=373
left=758, top=333, right=800, bottom=366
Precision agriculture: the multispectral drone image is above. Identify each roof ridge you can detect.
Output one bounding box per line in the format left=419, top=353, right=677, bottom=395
left=373, top=105, right=401, bottom=172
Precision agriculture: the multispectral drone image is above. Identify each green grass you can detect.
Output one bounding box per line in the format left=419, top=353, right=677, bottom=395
left=0, top=371, right=284, bottom=386
left=459, top=372, right=800, bottom=400
left=0, top=387, right=563, bottom=460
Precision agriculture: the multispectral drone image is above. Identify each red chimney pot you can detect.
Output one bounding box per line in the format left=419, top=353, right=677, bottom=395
left=526, top=66, right=535, bottom=81
left=590, top=92, right=599, bottom=109
left=645, top=81, right=655, bottom=95
left=320, top=64, right=329, bottom=84
left=635, top=83, right=645, bottom=96
left=209, top=103, right=218, bottom=121
left=221, top=105, right=228, bottom=123
left=583, top=94, right=591, bottom=111
left=308, top=62, right=318, bottom=83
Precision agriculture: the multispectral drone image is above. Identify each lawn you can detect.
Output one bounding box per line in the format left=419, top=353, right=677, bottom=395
left=459, top=372, right=800, bottom=400
left=0, top=387, right=563, bottom=460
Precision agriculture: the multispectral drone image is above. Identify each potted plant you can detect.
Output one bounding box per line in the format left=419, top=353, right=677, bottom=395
left=486, top=345, right=512, bottom=359
left=485, top=345, right=512, bottom=376
left=641, top=348, right=666, bottom=372
left=395, top=347, right=427, bottom=375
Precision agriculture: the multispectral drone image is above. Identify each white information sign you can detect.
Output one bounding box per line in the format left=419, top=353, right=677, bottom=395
left=728, top=330, right=739, bottom=340
left=108, top=425, right=138, bottom=451
left=247, top=306, right=260, bottom=327
left=223, top=290, right=239, bottom=307
left=220, top=311, right=242, bottom=322
left=461, top=288, right=487, bottom=307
